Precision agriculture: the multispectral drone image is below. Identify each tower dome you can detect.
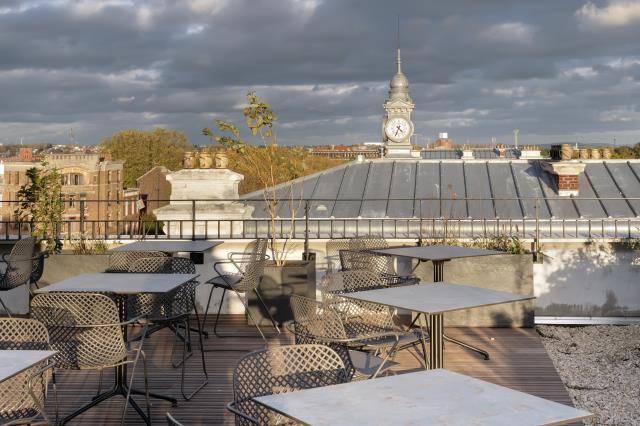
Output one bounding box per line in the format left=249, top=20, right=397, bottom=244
left=388, top=48, right=411, bottom=101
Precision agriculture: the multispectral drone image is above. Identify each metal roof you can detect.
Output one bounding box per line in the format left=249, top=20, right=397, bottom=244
left=242, top=159, right=640, bottom=220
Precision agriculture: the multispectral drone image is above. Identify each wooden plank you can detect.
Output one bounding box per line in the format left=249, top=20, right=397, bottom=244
left=44, top=316, right=576, bottom=425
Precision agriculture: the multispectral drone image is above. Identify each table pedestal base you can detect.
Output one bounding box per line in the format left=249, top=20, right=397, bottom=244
left=411, top=259, right=491, bottom=364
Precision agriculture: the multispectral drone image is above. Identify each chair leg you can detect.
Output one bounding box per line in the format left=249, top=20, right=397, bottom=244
left=254, top=289, right=280, bottom=334
left=212, top=287, right=226, bottom=338
left=199, top=283, right=217, bottom=337
left=236, top=290, right=267, bottom=344
left=0, top=295, right=12, bottom=317
left=180, top=316, right=209, bottom=400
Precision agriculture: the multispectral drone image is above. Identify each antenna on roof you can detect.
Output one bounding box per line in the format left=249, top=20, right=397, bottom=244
left=397, top=15, right=400, bottom=50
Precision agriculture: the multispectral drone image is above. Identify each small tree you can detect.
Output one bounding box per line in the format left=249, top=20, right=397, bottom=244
left=203, top=91, right=304, bottom=265
left=15, top=162, right=64, bottom=253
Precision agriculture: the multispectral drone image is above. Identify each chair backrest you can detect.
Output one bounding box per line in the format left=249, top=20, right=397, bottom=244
left=30, top=252, right=47, bottom=284
left=320, top=272, right=395, bottom=331
left=106, top=250, right=167, bottom=273
left=0, top=318, right=51, bottom=424
left=1, top=256, right=35, bottom=291
left=127, top=256, right=196, bottom=320
left=321, top=270, right=386, bottom=294
left=9, top=237, right=36, bottom=260
left=232, top=344, right=348, bottom=425
left=234, top=238, right=268, bottom=293
left=325, top=239, right=350, bottom=272
left=31, top=293, right=127, bottom=370
left=290, top=294, right=348, bottom=341
left=340, top=237, right=395, bottom=276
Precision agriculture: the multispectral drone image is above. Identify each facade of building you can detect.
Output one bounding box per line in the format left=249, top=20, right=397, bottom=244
left=1, top=153, right=136, bottom=235
left=136, top=165, right=171, bottom=216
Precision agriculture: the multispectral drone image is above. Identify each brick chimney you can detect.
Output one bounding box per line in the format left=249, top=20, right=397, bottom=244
left=541, top=161, right=586, bottom=197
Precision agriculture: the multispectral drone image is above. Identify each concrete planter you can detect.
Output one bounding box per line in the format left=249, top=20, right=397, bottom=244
left=247, top=260, right=316, bottom=326
left=412, top=253, right=534, bottom=327
left=39, top=253, right=111, bottom=288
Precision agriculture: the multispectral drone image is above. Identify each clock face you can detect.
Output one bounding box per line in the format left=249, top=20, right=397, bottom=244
left=385, top=117, right=411, bottom=142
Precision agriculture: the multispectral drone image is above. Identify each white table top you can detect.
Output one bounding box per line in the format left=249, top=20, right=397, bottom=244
left=254, top=369, right=592, bottom=426
left=110, top=240, right=222, bottom=253
left=342, top=282, right=534, bottom=314
left=35, top=273, right=199, bottom=295
left=0, top=350, right=57, bottom=382
left=370, top=245, right=503, bottom=261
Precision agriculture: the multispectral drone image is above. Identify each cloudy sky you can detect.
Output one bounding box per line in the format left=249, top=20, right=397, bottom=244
left=1, top=0, right=640, bottom=147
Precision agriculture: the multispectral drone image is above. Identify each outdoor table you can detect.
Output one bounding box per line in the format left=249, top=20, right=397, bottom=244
left=0, top=350, right=56, bottom=383
left=369, top=245, right=504, bottom=360
left=369, top=245, right=502, bottom=281
left=35, top=272, right=199, bottom=423
left=342, top=282, right=533, bottom=369
left=254, top=369, right=592, bottom=426
left=109, top=240, right=222, bottom=264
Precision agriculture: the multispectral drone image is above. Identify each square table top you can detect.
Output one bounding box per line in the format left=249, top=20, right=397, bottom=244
left=0, top=350, right=57, bottom=382
left=370, top=245, right=503, bottom=261
left=110, top=240, right=222, bottom=253
left=254, top=369, right=592, bottom=426
left=342, top=282, right=534, bottom=314
left=35, top=273, right=199, bottom=295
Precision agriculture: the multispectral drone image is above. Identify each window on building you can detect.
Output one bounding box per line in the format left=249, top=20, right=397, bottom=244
left=107, top=171, right=112, bottom=184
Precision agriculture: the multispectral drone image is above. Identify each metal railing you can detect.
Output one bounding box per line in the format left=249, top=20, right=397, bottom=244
left=1, top=197, right=639, bottom=243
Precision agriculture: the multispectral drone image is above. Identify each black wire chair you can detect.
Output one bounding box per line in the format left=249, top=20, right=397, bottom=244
left=105, top=251, right=167, bottom=273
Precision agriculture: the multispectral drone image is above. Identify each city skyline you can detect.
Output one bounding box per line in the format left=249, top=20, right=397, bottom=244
left=1, top=0, right=640, bottom=147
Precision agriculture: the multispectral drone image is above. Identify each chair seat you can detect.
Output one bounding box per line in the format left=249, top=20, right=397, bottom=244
left=348, top=349, right=398, bottom=378
left=206, top=274, right=243, bottom=289
left=348, top=328, right=425, bottom=350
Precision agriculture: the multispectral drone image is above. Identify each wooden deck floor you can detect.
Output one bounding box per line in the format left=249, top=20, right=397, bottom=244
left=45, top=316, right=576, bottom=425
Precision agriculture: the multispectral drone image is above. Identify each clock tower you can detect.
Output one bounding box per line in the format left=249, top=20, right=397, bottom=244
left=382, top=48, right=415, bottom=157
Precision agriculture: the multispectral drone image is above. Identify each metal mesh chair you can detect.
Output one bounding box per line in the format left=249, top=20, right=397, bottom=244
left=0, top=237, right=37, bottom=316
left=325, top=239, right=350, bottom=273
left=288, top=294, right=399, bottom=380
left=127, top=256, right=208, bottom=400
left=289, top=294, right=419, bottom=378
left=0, top=318, right=55, bottom=425
left=227, top=344, right=348, bottom=425
left=340, top=237, right=418, bottom=286
left=321, top=270, right=429, bottom=369
left=203, top=238, right=279, bottom=343
left=105, top=251, right=167, bottom=273
left=31, top=292, right=150, bottom=424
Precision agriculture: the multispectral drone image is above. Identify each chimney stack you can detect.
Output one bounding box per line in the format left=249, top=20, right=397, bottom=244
left=542, top=161, right=586, bottom=197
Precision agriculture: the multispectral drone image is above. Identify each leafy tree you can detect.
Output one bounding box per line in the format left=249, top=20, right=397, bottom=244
left=203, top=91, right=318, bottom=264
left=15, top=162, right=64, bottom=253
left=100, top=128, right=191, bottom=187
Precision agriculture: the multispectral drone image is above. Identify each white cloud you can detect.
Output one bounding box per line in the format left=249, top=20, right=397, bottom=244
left=480, top=22, right=535, bottom=44
left=562, top=66, right=598, bottom=78
left=576, top=0, right=640, bottom=28
left=187, top=0, right=227, bottom=14
left=598, top=108, right=640, bottom=123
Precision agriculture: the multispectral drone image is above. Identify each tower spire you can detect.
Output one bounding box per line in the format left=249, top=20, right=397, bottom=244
left=396, top=14, right=401, bottom=73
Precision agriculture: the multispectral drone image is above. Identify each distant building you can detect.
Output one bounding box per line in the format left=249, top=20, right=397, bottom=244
left=136, top=166, right=171, bottom=216
left=0, top=153, right=136, bottom=235
left=310, top=144, right=382, bottom=159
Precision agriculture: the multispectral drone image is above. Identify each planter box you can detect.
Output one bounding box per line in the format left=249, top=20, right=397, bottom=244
left=247, top=259, right=316, bottom=326
left=412, top=254, right=534, bottom=327
left=39, top=253, right=111, bottom=288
